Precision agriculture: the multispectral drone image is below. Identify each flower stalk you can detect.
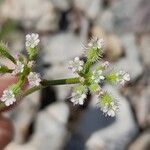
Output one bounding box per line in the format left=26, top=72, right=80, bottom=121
left=0, top=34, right=130, bottom=117
left=24, top=77, right=80, bottom=97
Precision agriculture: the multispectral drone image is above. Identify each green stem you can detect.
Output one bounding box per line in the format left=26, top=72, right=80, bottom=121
left=23, top=77, right=80, bottom=98
left=0, top=77, right=80, bottom=112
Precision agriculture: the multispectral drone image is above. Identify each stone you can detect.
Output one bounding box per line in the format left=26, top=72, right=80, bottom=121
left=91, top=25, right=107, bottom=39
left=91, top=29, right=123, bottom=61
left=111, top=0, right=150, bottom=33
left=97, top=10, right=115, bottom=32
left=42, top=32, right=83, bottom=65
left=136, top=86, right=150, bottom=128
left=4, top=31, right=24, bottom=55
left=74, top=0, right=103, bottom=20
left=50, top=0, right=71, bottom=11
left=5, top=142, right=35, bottom=150
left=112, top=33, right=143, bottom=81
left=129, top=130, right=150, bottom=150
left=128, top=85, right=150, bottom=129
left=139, top=34, right=150, bottom=66
left=28, top=102, right=70, bottom=150
left=0, top=0, right=59, bottom=32
left=105, top=34, right=123, bottom=61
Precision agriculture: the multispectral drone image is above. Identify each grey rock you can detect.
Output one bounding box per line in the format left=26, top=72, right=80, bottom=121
left=0, top=0, right=59, bottom=32
left=111, top=0, right=150, bottom=33
left=97, top=10, right=115, bottom=32
left=4, top=31, right=24, bottom=54
left=42, top=32, right=83, bottom=65
left=139, top=34, right=150, bottom=66
left=5, top=143, right=35, bottom=150
left=74, top=0, right=103, bottom=20
left=130, top=85, right=150, bottom=129
left=112, top=33, right=143, bottom=80
left=137, top=86, right=150, bottom=128
left=105, top=34, right=123, bottom=61
left=28, top=102, right=70, bottom=150
left=50, top=0, right=72, bottom=11
left=129, top=130, right=150, bottom=150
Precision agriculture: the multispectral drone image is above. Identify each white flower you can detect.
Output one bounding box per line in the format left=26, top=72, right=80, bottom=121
left=68, top=57, right=84, bottom=73
left=12, top=60, right=24, bottom=75
left=71, top=91, right=87, bottom=105
left=0, top=89, right=16, bottom=106
left=28, top=72, right=41, bottom=87
left=27, top=61, right=35, bottom=68
left=91, top=70, right=105, bottom=83
left=88, top=37, right=104, bottom=49
left=100, top=102, right=118, bottom=117
left=116, top=71, right=130, bottom=85
left=102, top=61, right=109, bottom=68
left=26, top=33, right=40, bottom=48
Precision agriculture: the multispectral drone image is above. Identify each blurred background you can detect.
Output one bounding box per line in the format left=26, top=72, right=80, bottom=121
left=0, top=0, right=150, bottom=149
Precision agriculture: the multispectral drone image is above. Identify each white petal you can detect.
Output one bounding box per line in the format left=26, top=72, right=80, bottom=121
left=100, top=76, right=105, bottom=80
left=79, top=98, right=84, bottom=105
left=74, top=57, right=79, bottom=62
left=108, top=110, right=115, bottom=117
left=124, top=73, right=130, bottom=81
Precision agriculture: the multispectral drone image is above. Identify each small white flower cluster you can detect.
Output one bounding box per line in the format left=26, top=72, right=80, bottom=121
left=71, top=86, right=88, bottom=105
left=71, top=91, right=87, bottom=105
left=0, top=33, right=41, bottom=107
left=100, top=101, right=118, bottom=117
left=25, top=33, right=41, bottom=87
left=68, top=57, right=84, bottom=73
left=12, top=60, right=24, bottom=75
left=91, top=70, right=105, bottom=83
left=0, top=89, right=16, bottom=106
left=27, top=72, right=41, bottom=87
left=88, top=37, right=104, bottom=49
left=116, top=71, right=130, bottom=85
left=26, top=33, right=40, bottom=48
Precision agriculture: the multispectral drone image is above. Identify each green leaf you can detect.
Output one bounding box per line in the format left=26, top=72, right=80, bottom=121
left=0, top=42, right=16, bottom=64
left=0, top=65, right=12, bottom=74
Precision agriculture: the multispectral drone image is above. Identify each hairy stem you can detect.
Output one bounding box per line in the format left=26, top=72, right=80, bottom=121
left=23, top=77, right=80, bottom=97
left=0, top=77, right=80, bottom=112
